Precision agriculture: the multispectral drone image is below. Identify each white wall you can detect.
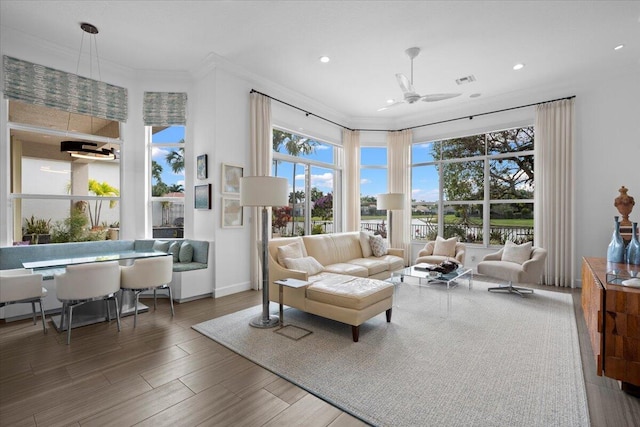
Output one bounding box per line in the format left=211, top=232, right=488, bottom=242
left=574, top=73, right=640, bottom=284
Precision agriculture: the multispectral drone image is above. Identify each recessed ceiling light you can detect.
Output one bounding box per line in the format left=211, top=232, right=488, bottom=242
left=470, top=93, right=481, bottom=98
left=386, top=99, right=395, bottom=104
left=319, top=56, right=330, bottom=63
left=513, top=63, right=525, bottom=71
left=614, top=44, right=624, bottom=51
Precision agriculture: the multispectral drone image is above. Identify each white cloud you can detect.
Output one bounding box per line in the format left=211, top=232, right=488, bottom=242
left=151, top=147, right=170, bottom=159
left=411, top=187, right=439, bottom=203
left=311, top=172, right=333, bottom=190
left=361, top=178, right=372, bottom=185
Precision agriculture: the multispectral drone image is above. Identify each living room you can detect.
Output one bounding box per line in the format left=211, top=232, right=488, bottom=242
left=0, top=1, right=639, bottom=425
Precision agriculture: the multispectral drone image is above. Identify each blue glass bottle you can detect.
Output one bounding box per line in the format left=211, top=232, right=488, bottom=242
left=626, top=222, right=640, bottom=265
left=607, top=216, right=625, bottom=263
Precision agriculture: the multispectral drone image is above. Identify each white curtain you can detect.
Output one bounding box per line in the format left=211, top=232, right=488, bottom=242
left=249, top=92, right=272, bottom=289
left=534, top=99, right=575, bottom=287
left=343, top=129, right=361, bottom=231
left=387, top=129, right=412, bottom=265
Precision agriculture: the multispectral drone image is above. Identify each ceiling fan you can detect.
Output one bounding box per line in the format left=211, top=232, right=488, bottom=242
left=378, top=47, right=461, bottom=111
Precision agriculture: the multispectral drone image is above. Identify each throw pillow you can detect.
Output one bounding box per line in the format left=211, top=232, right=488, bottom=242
left=359, top=231, right=373, bottom=257
left=179, top=242, right=194, bottom=263
left=284, top=256, right=324, bottom=275
left=433, top=236, right=457, bottom=257
left=501, top=241, right=533, bottom=265
left=277, top=241, right=303, bottom=266
left=369, top=234, right=388, bottom=257
left=152, top=240, right=170, bottom=253
left=168, top=241, right=181, bottom=262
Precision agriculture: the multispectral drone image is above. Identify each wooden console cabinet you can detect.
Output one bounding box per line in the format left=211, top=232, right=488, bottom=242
left=582, top=257, right=640, bottom=393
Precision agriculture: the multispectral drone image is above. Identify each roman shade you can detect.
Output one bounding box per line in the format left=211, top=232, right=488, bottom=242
left=143, top=92, right=187, bottom=126
left=2, top=55, right=128, bottom=122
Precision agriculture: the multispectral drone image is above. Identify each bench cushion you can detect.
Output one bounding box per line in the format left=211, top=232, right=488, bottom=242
left=322, top=263, right=368, bottom=277
left=347, top=258, right=388, bottom=276
left=306, top=277, right=393, bottom=310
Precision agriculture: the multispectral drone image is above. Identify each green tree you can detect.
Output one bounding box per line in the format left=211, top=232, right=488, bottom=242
left=289, top=190, right=305, bottom=204
left=87, top=179, right=119, bottom=228
left=167, top=183, right=184, bottom=193
left=165, top=145, right=185, bottom=174
left=151, top=160, right=169, bottom=196
left=272, top=129, right=318, bottom=174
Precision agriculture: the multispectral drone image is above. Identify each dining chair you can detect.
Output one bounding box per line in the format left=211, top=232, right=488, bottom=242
left=0, top=268, right=48, bottom=333
left=55, top=261, right=121, bottom=345
left=120, top=255, right=174, bottom=327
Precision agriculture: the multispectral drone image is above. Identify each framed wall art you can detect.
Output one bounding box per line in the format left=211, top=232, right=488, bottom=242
left=222, top=197, right=243, bottom=228
left=194, top=184, right=211, bottom=209
left=197, top=154, right=208, bottom=180
left=222, top=163, right=243, bottom=195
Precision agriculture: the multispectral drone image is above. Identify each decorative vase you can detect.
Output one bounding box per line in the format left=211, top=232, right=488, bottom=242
left=626, top=222, right=640, bottom=265
left=614, top=186, right=635, bottom=227
left=607, top=216, right=625, bottom=263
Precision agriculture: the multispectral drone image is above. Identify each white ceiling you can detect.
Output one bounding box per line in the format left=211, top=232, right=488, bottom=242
left=1, top=1, right=639, bottom=124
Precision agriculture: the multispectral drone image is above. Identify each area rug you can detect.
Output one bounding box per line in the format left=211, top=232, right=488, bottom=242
left=193, top=280, right=590, bottom=427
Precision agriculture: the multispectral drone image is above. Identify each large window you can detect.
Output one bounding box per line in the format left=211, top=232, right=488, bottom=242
left=8, top=100, right=122, bottom=244
left=148, top=126, right=185, bottom=238
left=411, top=126, right=534, bottom=245
left=272, top=128, right=341, bottom=236
left=360, top=147, right=388, bottom=235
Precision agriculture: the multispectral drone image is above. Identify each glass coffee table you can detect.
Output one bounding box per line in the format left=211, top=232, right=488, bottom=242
left=391, top=265, right=473, bottom=290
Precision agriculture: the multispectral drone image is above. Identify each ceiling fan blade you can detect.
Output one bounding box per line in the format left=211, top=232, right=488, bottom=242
left=421, top=93, right=462, bottom=102
left=395, top=73, right=415, bottom=95
left=377, top=101, right=405, bottom=112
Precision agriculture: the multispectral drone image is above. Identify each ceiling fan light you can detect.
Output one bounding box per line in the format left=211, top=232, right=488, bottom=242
left=513, top=63, right=525, bottom=71
left=614, top=44, right=624, bottom=50
left=319, top=56, right=330, bottom=63
left=386, top=99, right=395, bottom=104
left=61, top=140, right=117, bottom=161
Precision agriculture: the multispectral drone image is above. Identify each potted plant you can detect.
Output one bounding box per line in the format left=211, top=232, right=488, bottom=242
left=23, top=215, right=51, bottom=244
left=108, top=221, right=120, bottom=240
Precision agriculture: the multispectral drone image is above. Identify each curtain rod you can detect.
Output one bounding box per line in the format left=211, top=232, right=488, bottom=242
left=250, top=89, right=575, bottom=133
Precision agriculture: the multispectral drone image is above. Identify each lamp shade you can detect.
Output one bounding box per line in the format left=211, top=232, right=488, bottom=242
left=377, top=193, right=404, bottom=210
left=240, top=176, right=288, bottom=207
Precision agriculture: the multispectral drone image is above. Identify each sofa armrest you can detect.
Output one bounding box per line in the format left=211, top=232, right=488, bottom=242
left=388, top=248, right=404, bottom=258
left=455, top=249, right=466, bottom=265
left=483, top=249, right=504, bottom=261
left=268, top=253, right=309, bottom=285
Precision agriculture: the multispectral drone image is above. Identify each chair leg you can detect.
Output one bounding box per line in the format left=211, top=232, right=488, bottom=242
left=134, top=291, right=141, bottom=328
left=153, top=288, right=157, bottom=311
left=113, top=296, right=121, bottom=332
left=66, top=305, right=73, bottom=345
left=31, top=301, right=37, bottom=325
left=38, top=299, right=47, bottom=334
left=167, top=285, right=174, bottom=317
left=488, top=281, right=534, bottom=297
left=60, top=302, right=66, bottom=333
left=105, top=299, right=111, bottom=322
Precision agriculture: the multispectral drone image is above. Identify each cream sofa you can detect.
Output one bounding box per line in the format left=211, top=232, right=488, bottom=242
left=267, top=232, right=404, bottom=341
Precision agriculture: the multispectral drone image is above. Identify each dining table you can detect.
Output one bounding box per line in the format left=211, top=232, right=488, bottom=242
left=23, top=251, right=169, bottom=332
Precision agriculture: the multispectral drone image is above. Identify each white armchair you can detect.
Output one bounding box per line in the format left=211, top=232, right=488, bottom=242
left=415, top=239, right=466, bottom=266
left=0, top=268, right=47, bottom=334
left=477, top=244, right=547, bottom=297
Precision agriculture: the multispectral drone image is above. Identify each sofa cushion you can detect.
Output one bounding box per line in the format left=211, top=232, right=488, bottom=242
left=502, top=241, right=532, bottom=265
left=369, top=234, right=388, bottom=257
left=433, top=236, right=457, bottom=257
left=179, top=242, right=194, bottom=263
left=168, top=241, right=181, bottom=262
left=153, top=240, right=170, bottom=253
left=323, top=263, right=369, bottom=278
left=359, top=231, right=373, bottom=258
left=284, top=256, right=324, bottom=275
left=375, top=254, right=405, bottom=272
left=347, top=258, right=388, bottom=276
left=277, top=241, right=303, bottom=267
left=306, top=277, right=394, bottom=310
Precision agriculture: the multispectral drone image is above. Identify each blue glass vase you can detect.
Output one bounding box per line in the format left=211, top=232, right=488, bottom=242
left=626, top=222, right=640, bottom=265
left=607, top=216, right=625, bottom=263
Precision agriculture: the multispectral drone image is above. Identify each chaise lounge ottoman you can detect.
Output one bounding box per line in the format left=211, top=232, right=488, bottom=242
left=303, top=275, right=394, bottom=342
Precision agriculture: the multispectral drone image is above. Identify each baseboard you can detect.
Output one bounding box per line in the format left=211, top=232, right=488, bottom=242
left=214, top=281, right=253, bottom=298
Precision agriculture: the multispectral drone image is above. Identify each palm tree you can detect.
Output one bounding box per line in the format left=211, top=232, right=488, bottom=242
left=167, top=183, right=184, bottom=193
left=272, top=130, right=317, bottom=175
left=165, top=144, right=185, bottom=174
left=87, top=179, right=119, bottom=228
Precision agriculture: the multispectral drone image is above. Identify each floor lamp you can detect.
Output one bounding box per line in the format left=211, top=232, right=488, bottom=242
left=377, top=193, right=405, bottom=247
left=240, top=176, right=289, bottom=328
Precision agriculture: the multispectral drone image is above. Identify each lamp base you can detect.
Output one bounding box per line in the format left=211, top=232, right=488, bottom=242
left=249, top=314, right=280, bottom=329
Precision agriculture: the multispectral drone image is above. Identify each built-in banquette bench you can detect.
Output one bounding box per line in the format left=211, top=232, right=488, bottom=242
left=0, top=239, right=209, bottom=321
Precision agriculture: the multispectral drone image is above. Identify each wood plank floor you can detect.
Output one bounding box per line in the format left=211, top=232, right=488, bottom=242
left=0, top=285, right=638, bottom=426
